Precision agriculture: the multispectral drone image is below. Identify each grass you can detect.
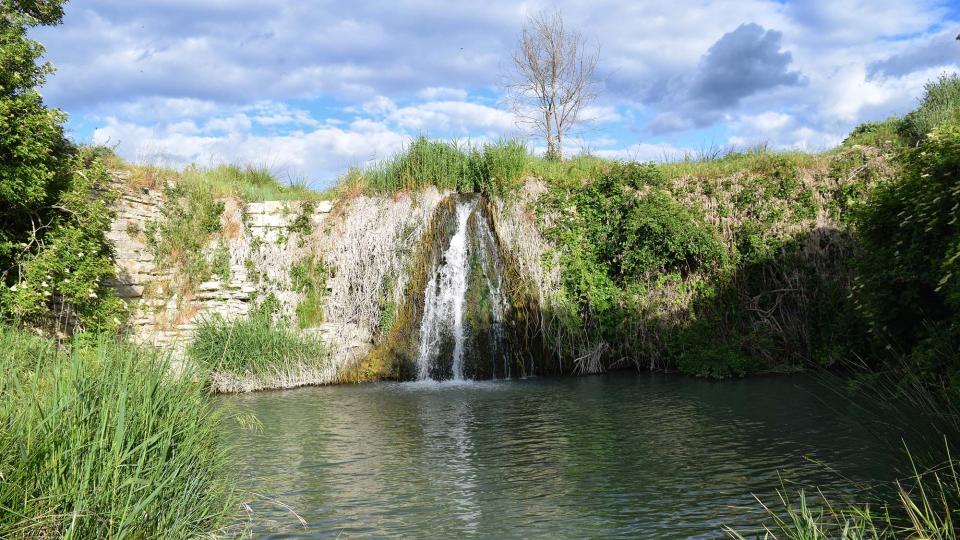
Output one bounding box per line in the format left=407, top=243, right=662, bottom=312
left=178, top=164, right=327, bottom=202
left=901, top=73, right=960, bottom=145
left=659, top=145, right=825, bottom=181
left=0, top=325, right=236, bottom=539
left=336, top=137, right=530, bottom=196
left=188, top=311, right=328, bottom=392
left=728, top=450, right=960, bottom=539
left=100, top=151, right=329, bottom=202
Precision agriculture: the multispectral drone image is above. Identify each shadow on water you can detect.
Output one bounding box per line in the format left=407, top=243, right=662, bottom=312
left=222, top=373, right=907, bottom=539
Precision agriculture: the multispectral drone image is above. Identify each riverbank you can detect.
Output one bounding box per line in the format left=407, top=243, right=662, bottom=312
left=0, top=326, right=237, bottom=538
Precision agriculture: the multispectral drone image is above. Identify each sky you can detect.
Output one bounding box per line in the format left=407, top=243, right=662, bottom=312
left=32, top=0, right=960, bottom=189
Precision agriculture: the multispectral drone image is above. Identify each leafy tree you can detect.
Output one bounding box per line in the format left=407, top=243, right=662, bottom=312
left=0, top=0, right=126, bottom=333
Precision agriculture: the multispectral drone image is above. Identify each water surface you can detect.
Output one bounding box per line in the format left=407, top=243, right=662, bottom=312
left=223, top=374, right=904, bottom=539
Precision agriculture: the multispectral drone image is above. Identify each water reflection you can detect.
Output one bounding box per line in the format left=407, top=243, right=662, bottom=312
left=223, top=374, right=903, bottom=539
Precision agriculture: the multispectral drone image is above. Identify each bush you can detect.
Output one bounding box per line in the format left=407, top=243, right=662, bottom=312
left=0, top=2, right=126, bottom=333
left=842, top=117, right=904, bottom=148
left=545, top=162, right=725, bottom=284
left=537, top=162, right=728, bottom=362
left=900, top=73, right=960, bottom=145
left=0, top=326, right=235, bottom=539
left=854, top=111, right=960, bottom=389
left=145, top=181, right=224, bottom=287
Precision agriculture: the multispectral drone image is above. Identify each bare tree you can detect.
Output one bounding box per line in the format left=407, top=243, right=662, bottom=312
left=508, top=10, right=599, bottom=160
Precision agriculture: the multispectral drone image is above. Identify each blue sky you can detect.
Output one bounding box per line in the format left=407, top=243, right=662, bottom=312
left=32, top=0, right=960, bottom=188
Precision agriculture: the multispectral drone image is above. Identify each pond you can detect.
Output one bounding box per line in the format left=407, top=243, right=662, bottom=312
left=223, top=374, right=904, bottom=539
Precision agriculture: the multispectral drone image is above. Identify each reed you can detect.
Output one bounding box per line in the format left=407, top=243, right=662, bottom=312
left=339, top=137, right=531, bottom=196
left=188, top=312, right=328, bottom=392
left=0, top=326, right=235, bottom=539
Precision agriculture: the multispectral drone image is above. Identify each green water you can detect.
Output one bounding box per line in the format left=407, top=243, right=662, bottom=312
left=223, top=374, right=904, bottom=538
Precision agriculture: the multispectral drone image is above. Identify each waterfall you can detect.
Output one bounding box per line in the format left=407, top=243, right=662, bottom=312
left=416, top=199, right=476, bottom=380
left=472, top=212, right=509, bottom=379
left=414, top=195, right=509, bottom=381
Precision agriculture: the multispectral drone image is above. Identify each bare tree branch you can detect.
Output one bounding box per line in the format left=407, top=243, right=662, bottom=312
left=506, top=9, right=599, bottom=160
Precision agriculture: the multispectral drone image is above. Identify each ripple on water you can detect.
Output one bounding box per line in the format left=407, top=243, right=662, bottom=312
left=222, top=373, right=905, bottom=539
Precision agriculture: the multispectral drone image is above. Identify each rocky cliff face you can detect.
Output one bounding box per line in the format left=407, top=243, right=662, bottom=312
left=108, top=181, right=446, bottom=383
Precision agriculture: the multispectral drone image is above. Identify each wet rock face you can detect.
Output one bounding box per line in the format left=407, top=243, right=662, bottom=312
left=381, top=193, right=546, bottom=382
left=108, top=180, right=551, bottom=383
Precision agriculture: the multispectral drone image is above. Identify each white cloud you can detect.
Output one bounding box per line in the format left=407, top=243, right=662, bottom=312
left=361, top=96, right=397, bottom=115
left=93, top=115, right=409, bottom=187
left=417, top=87, right=469, bottom=100
left=30, top=0, right=960, bottom=183
left=388, top=101, right=518, bottom=134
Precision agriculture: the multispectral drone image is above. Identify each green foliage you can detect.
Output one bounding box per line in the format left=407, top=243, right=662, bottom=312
left=290, top=253, right=327, bottom=328
left=290, top=200, right=316, bottom=237
left=1, top=149, right=127, bottom=332
left=843, top=117, right=905, bottom=148
left=146, top=181, right=224, bottom=287
left=0, top=1, right=125, bottom=334
left=211, top=241, right=231, bottom=282
left=659, top=145, right=821, bottom=181
left=901, top=74, right=960, bottom=145
left=469, top=139, right=529, bottom=197
left=189, top=310, right=326, bottom=379
left=853, top=113, right=960, bottom=388
left=340, top=137, right=530, bottom=196
left=0, top=325, right=235, bottom=539
left=538, top=162, right=728, bottom=360
left=543, top=162, right=725, bottom=283
left=177, top=163, right=323, bottom=202
left=360, top=137, right=473, bottom=193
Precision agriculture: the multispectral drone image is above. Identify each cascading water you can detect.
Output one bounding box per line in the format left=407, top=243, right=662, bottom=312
left=414, top=195, right=509, bottom=381
left=472, top=212, right=509, bottom=379
left=416, top=199, right=476, bottom=380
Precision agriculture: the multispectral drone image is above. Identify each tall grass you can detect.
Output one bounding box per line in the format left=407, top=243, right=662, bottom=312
left=728, top=453, right=960, bottom=539
left=901, top=73, right=960, bottom=145
left=189, top=311, right=328, bottom=392
left=338, top=137, right=530, bottom=196
left=0, top=326, right=235, bottom=539
left=178, top=164, right=327, bottom=202
left=659, top=145, right=824, bottom=180
left=99, top=150, right=328, bottom=202
left=729, top=359, right=960, bottom=539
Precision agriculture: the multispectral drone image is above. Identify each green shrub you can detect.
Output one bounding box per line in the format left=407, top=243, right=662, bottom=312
left=843, top=117, right=904, bottom=148
left=546, top=162, right=725, bottom=283
left=189, top=311, right=326, bottom=379
left=0, top=4, right=126, bottom=333
left=290, top=254, right=327, bottom=328
left=901, top=73, right=960, bottom=144
left=537, top=162, right=728, bottom=362
left=853, top=112, right=960, bottom=389
left=146, top=181, right=224, bottom=287
left=0, top=326, right=235, bottom=539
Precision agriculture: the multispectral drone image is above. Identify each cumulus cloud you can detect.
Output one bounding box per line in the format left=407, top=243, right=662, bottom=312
left=417, top=87, right=469, bottom=100
left=867, top=27, right=960, bottom=78
left=93, top=115, right=409, bottom=186
left=27, top=0, right=960, bottom=183
left=689, top=23, right=803, bottom=109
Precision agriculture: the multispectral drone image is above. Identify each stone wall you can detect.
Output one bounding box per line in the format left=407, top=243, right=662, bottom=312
left=107, top=182, right=444, bottom=383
